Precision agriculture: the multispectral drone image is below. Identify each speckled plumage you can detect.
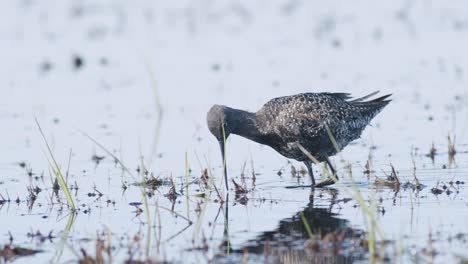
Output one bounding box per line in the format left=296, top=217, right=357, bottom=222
left=207, top=91, right=391, bottom=188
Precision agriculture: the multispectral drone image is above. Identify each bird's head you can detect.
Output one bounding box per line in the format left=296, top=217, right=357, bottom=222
left=207, top=104, right=231, bottom=190
left=207, top=104, right=231, bottom=142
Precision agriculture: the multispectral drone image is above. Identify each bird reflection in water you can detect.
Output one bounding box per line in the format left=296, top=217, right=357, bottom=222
left=217, top=190, right=367, bottom=264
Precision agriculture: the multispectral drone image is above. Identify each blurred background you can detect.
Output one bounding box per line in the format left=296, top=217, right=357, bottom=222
left=1, top=0, right=467, bottom=173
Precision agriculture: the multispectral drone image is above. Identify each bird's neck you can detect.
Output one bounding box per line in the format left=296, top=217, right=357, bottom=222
left=225, top=108, right=264, bottom=143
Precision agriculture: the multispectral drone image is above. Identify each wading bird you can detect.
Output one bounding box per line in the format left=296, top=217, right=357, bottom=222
left=207, top=91, right=391, bottom=189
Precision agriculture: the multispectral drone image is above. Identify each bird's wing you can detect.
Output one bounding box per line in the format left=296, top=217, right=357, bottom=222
left=256, top=92, right=390, bottom=156
left=256, top=93, right=342, bottom=143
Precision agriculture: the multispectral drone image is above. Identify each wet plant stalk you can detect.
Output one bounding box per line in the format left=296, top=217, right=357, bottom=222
left=185, top=151, right=190, bottom=221
left=300, top=212, right=314, bottom=240
left=142, top=59, right=164, bottom=166
left=52, top=212, right=76, bottom=263
left=36, top=119, right=75, bottom=211
left=155, top=201, right=162, bottom=253
left=139, top=158, right=151, bottom=259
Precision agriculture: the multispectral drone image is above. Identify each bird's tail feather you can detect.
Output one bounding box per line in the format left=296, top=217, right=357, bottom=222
left=352, top=93, right=392, bottom=120
left=353, top=93, right=392, bottom=106
left=350, top=91, right=381, bottom=102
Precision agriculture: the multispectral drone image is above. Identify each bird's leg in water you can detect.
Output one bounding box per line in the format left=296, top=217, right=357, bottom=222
left=325, top=157, right=338, bottom=180
left=314, top=157, right=337, bottom=188
left=309, top=188, right=315, bottom=204
left=304, top=160, right=315, bottom=186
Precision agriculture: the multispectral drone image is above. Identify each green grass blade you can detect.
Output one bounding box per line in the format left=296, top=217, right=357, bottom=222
left=300, top=211, right=314, bottom=240
left=36, top=119, right=75, bottom=211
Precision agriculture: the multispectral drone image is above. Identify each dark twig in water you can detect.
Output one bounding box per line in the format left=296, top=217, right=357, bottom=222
left=426, top=142, right=437, bottom=162
left=164, top=176, right=179, bottom=202
left=231, top=179, right=247, bottom=195
left=390, top=164, right=399, bottom=184
left=200, top=168, right=209, bottom=187
left=250, top=157, right=256, bottom=188
left=375, top=163, right=400, bottom=190
left=431, top=181, right=444, bottom=195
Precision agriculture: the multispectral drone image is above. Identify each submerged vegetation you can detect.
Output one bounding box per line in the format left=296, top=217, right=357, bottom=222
left=36, top=119, right=76, bottom=212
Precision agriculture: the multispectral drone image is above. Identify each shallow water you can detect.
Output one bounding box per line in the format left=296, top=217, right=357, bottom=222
left=1, top=1, right=468, bottom=263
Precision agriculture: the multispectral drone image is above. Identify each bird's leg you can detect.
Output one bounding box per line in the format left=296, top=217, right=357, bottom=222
left=304, top=160, right=315, bottom=186
left=309, top=188, right=315, bottom=204
left=314, top=157, right=337, bottom=188
left=325, top=157, right=338, bottom=180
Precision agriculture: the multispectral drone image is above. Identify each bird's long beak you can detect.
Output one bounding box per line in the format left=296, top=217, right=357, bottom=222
left=219, top=140, right=228, bottom=190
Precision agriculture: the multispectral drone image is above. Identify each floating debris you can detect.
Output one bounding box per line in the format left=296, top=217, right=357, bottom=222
left=52, top=178, right=60, bottom=193
left=164, top=177, right=179, bottom=202
left=0, top=192, right=10, bottom=205
left=135, top=175, right=163, bottom=189
left=78, top=238, right=111, bottom=264
left=363, top=159, right=372, bottom=175
left=39, top=61, right=52, bottom=73
left=236, top=195, right=249, bottom=205
left=401, top=181, right=425, bottom=191
left=232, top=179, right=247, bottom=195
left=18, top=162, right=26, bottom=168
left=431, top=182, right=444, bottom=195
left=448, top=135, right=456, bottom=164
left=232, top=179, right=248, bottom=204
left=0, top=245, right=42, bottom=262
left=250, top=158, right=257, bottom=187
left=298, top=166, right=307, bottom=176
left=211, top=63, right=221, bottom=72
left=374, top=163, right=400, bottom=190
left=277, top=168, right=283, bottom=176
left=99, top=57, right=108, bottom=66
left=26, top=230, right=55, bottom=243
left=73, top=55, right=84, bottom=70
left=200, top=168, right=209, bottom=187
left=26, top=186, right=38, bottom=209
left=132, top=206, right=143, bottom=217
left=426, top=142, right=437, bottom=162
left=91, top=155, right=105, bottom=165
left=291, top=165, right=297, bottom=177
left=87, top=185, right=103, bottom=198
